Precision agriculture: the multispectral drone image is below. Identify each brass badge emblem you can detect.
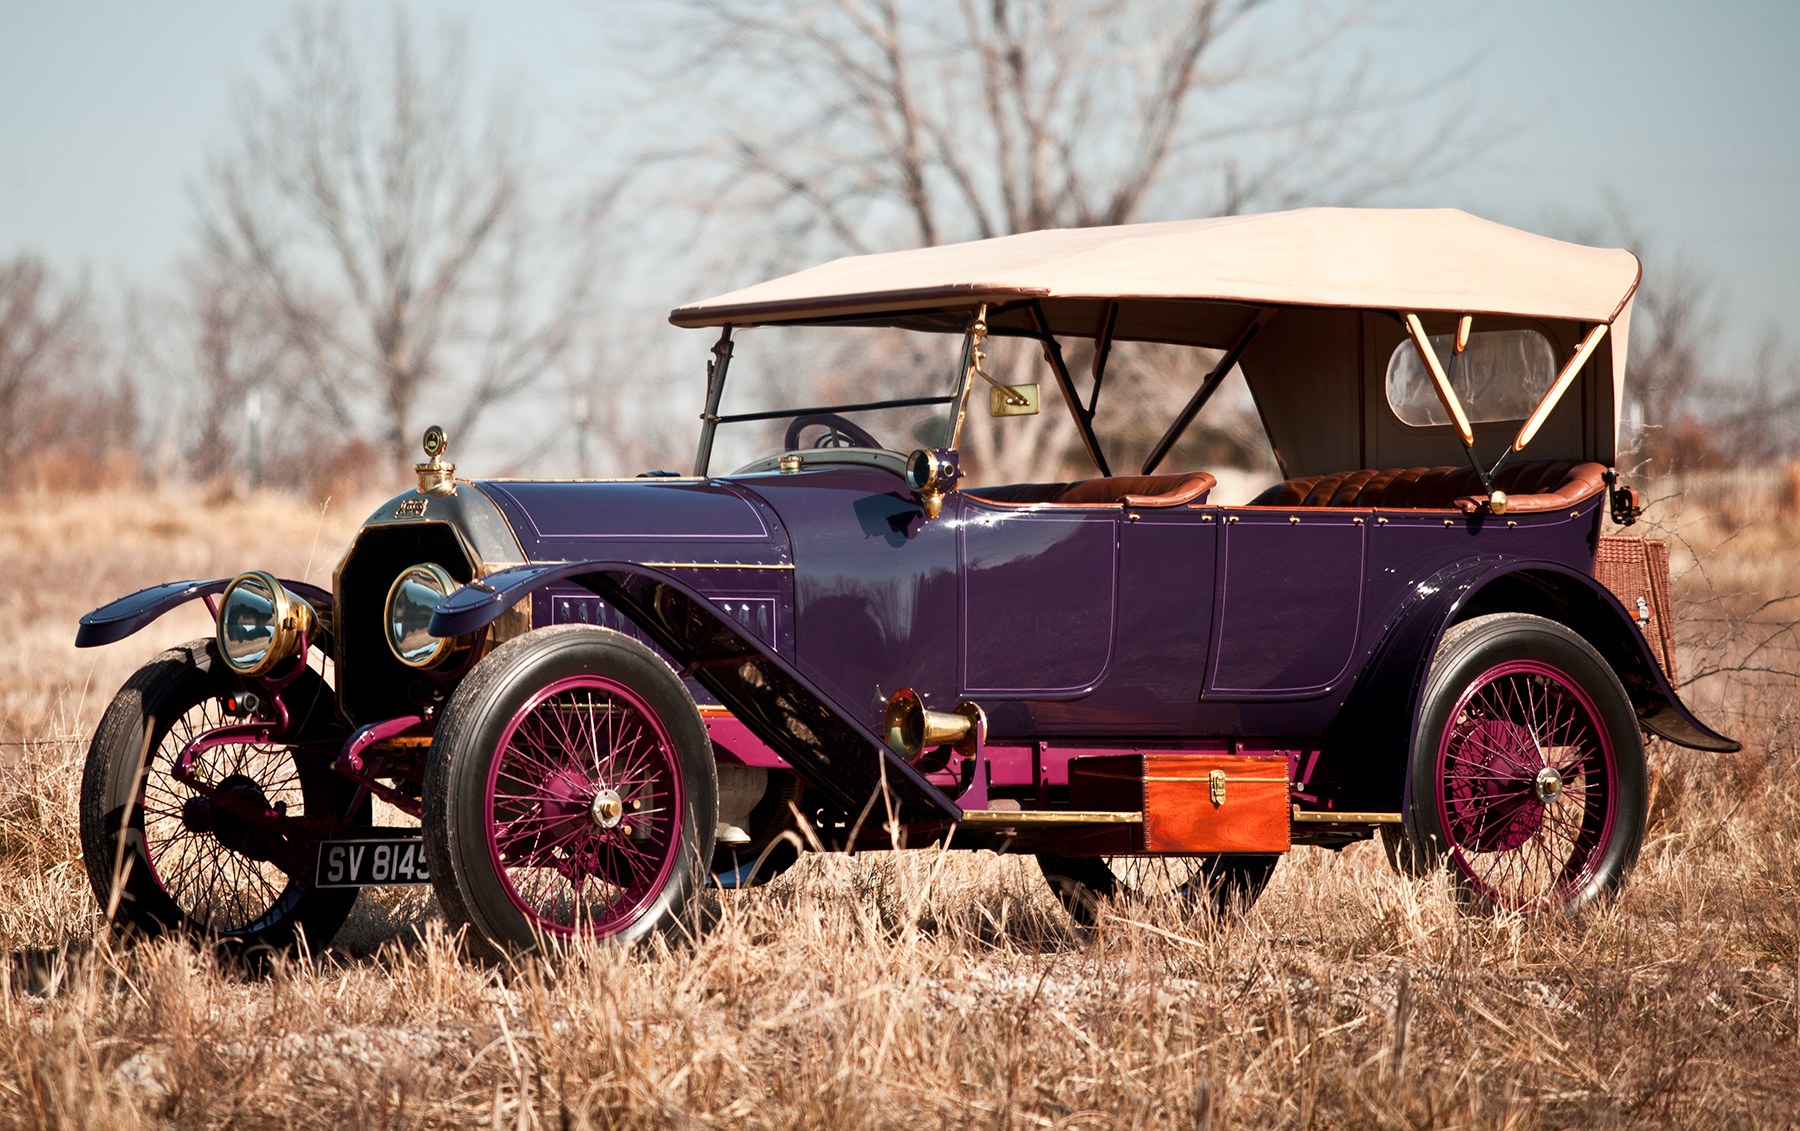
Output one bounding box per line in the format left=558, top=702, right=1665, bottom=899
left=395, top=497, right=429, bottom=518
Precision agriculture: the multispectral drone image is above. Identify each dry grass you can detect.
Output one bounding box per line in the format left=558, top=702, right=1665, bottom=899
left=3, top=479, right=1798, bottom=1129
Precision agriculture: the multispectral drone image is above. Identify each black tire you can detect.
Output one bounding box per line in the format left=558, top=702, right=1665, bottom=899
left=79, top=641, right=364, bottom=957
left=1037, top=853, right=1278, bottom=927
left=1398, top=612, right=1647, bottom=912
left=423, top=626, right=717, bottom=956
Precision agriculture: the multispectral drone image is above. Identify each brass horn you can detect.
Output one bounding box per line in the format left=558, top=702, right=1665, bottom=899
left=883, top=688, right=986, bottom=765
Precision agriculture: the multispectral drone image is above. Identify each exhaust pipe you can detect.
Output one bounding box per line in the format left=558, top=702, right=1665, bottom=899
left=883, top=688, right=986, bottom=766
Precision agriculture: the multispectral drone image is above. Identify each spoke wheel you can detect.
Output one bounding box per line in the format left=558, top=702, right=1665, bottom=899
left=79, top=641, right=363, bottom=956
left=1037, top=853, right=1277, bottom=927
left=1403, top=613, right=1646, bottom=912
left=425, top=626, right=716, bottom=955
left=486, top=676, right=685, bottom=936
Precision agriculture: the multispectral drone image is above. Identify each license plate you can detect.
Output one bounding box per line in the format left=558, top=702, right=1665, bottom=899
left=316, top=833, right=432, bottom=888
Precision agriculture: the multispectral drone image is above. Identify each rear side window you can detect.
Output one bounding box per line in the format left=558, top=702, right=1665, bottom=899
left=1385, top=328, right=1557, bottom=427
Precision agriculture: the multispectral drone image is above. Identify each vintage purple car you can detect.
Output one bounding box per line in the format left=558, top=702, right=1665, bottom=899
left=76, top=208, right=1737, bottom=956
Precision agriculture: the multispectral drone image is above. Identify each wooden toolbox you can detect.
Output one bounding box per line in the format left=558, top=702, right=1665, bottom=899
left=1067, top=753, right=1291, bottom=854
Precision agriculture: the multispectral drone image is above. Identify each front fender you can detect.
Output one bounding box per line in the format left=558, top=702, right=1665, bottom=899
left=76, top=577, right=335, bottom=649
left=432, top=560, right=962, bottom=823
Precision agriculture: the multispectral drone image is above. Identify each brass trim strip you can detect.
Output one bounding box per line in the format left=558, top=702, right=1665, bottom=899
left=958, top=809, right=1142, bottom=826
left=1291, top=808, right=1404, bottom=825
left=638, top=562, right=796, bottom=571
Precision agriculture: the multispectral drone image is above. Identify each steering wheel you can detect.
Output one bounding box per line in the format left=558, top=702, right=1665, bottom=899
left=784, top=412, right=881, bottom=451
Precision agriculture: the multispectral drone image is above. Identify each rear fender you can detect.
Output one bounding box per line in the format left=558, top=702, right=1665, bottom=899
left=1331, top=557, right=1739, bottom=811
left=1456, top=563, right=1738, bottom=752
left=431, top=561, right=962, bottom=823
left=76, top=577, right=335, bottom=649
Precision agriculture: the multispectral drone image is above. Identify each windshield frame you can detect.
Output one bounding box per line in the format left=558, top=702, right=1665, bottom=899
left=689, top=301, right=1125, bottom=480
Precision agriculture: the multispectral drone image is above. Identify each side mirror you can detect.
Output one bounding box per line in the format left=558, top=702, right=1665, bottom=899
left=988, top=383, right=1040, bottom=417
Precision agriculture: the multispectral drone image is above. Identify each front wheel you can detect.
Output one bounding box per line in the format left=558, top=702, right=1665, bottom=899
left=1037, top=854, right=1277, bottom=927
left=1400, top=613, right=1647, bottom=912
left=423, top=626, right=717, bottom=955
left=79, top=641, right=364, bottom=957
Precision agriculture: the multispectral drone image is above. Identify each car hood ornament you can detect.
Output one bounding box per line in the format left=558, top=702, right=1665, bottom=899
left=415, top=424, right=456, bottom=496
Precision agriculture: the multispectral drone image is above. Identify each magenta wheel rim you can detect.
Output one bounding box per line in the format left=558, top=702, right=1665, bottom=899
left=484, top=674, right=686, bottom=938
left=1433, top=659, right=1617, bottom=909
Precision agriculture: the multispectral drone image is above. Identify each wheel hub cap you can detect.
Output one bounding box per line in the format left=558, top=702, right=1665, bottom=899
left=590, top=787, right=624, bottom=829
left=205, top=774, right=275, bottom=859
left=1534, top=765, right=1565, bottom=803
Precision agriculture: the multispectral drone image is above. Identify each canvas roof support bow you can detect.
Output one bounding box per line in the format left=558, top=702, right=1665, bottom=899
left=1512, top=323, right=1609, bottom=452
left=1404, top=311, right=1612, bottom=505
left=1405, top=312, right=1478, bottom=453
left=1142, top=308, right=1275, bottom=476
left=1025, top=302, right=1111, bottom=477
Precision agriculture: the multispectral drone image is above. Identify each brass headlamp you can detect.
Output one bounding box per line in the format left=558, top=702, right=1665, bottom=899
left=215, top=571, right=316, bottom=676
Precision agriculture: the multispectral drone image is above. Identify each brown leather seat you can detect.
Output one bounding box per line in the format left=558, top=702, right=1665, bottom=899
left=966, top=470, right=1217, bottom=508
left=1249, top=461, right=1607, bottom=514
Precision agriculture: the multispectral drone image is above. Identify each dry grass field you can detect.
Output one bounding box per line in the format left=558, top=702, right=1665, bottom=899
left=2, top=477, right=1797, bottom=1129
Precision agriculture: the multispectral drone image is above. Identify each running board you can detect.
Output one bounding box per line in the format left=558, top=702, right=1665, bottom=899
left=958, top=809, right=1142, bottom=827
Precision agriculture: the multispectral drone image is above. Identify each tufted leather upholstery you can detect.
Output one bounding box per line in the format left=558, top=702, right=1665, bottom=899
left=1248, top=461, right=1608, bottom=514
left=966, top=471, right=1217, bottom=508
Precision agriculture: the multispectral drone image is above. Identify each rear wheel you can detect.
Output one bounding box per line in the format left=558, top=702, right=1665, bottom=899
left=1400, top=613, right=1646, bottom=911
left=424, top=626, right=716, bottom=955
left=79, top=641, right=363, bottom=957
left=1037, top=853, right=1277, bottom=926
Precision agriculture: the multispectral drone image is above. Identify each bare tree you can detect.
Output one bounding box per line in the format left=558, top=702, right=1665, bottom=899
left=625, top=0, right=1470, bottom=480
left=1624, top=250, right=1720, bottom=469
left=0, top=257, right=133, bottom=489
left=197, top=3, right=604, bottom=469
left=120, top=240, right=382, bottom=496
left=1581, top=203, right=1800, bottom=471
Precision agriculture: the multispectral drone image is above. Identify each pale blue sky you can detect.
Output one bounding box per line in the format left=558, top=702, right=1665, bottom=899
left=2, top=1, right=1796, bottom=363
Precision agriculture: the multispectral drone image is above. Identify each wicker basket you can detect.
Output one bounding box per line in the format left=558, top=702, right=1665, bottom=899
left=1593, top=535, right=1678, bottom=686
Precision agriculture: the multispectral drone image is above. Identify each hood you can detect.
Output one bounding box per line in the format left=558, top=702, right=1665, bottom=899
left=475, top=479, right=792, bottom=565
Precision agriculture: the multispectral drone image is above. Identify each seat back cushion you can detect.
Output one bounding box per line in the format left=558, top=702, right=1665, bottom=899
left=1249, top=461, right=1607, bottom=513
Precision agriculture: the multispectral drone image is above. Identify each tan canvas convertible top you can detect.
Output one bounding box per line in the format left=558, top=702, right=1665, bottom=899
left=669, top=208, right=1642, bottom=331
left=676, top=208, right=1643, bottom=476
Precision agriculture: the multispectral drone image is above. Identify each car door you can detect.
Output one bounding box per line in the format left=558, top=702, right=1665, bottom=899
left=749, top=467, right=964, bottom=731
left=959, top=498, right=1117, bottom=696
left=1206, top=506, right=1367, bottom=698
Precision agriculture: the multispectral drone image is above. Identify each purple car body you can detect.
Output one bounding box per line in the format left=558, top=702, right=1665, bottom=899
left=74, top=209, right=1736, bottom=956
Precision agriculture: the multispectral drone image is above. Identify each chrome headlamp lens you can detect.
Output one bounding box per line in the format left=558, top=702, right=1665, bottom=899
left=385, top=563, right=460, bottom=668
left=216, top=570, right=314, bottom=676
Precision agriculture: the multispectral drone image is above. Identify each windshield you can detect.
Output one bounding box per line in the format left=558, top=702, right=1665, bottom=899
left=701, top=324, right=966, bottom=474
